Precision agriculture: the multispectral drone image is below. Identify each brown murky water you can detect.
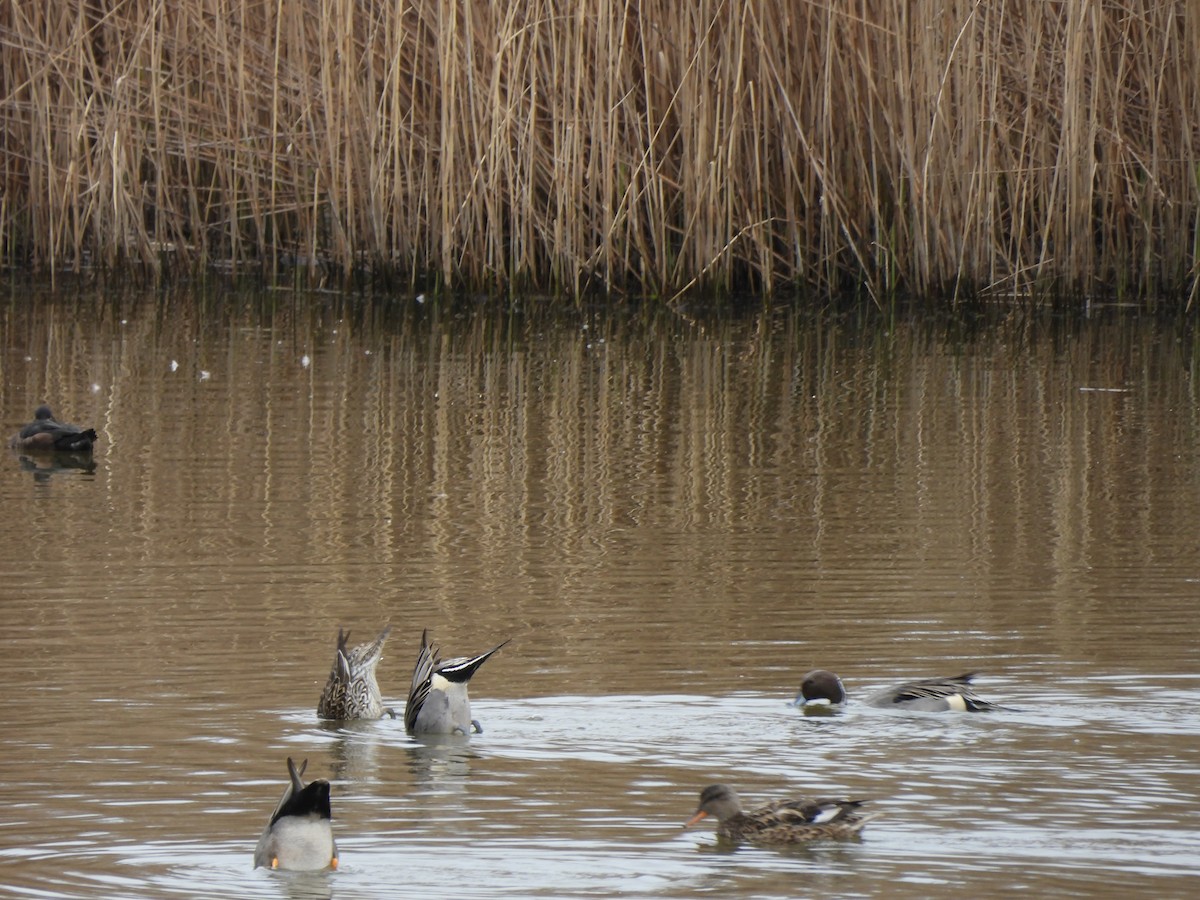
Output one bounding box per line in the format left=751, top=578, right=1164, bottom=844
left=1, top=285, right=1198, bottom=898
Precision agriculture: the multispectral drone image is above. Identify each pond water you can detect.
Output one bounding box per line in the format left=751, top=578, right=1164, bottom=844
left=1, top=285, right=1198, bottom=898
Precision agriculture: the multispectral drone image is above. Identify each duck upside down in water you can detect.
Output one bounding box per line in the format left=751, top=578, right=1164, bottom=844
left=317, top=625, right=392, bottom=720
left=404, top=629, right=509, bottom=736
left=254, top=758, right=337, bottom=871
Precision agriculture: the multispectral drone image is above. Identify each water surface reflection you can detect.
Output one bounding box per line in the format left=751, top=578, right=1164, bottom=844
left=1, top=287, right=1198, bottom=897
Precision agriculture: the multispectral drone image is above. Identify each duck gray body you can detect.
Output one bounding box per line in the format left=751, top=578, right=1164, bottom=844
left=254, top=758, right=337, bottom=871
left=10, top=405, right=97, bottom=452
left=317, top=625, right=391, bottom=720
left=795, top=669, right=998, bottom=712
left=404, top=629, right=508, bottom=735
left=866, top=672, right=997, bottom=711
left=685, top=784, right=877, bottom=843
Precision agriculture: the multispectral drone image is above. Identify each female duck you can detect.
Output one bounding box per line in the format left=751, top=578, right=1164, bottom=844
left=9, top=405, right=97, bottom=452
left=254, top=758, right=337, bottom=871
left=684, top=784, right=877, bottom=843
left=317, top=625, right=392, bottom=720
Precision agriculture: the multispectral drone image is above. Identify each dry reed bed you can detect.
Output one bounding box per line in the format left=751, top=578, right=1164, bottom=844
left=1, top=1, right=1197, bottom=302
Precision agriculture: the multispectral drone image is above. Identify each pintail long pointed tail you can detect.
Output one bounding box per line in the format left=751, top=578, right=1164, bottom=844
left=404, top=630, right=509, bottom=735
left=435, top=637, right=511, bottom=684
left=254, top=757, right=338, bottom=871
left=317, top=624, right=392, bottom=720
left=287, top=757, right=307, bottom=792
left=9, top=405, right=98, bottom=452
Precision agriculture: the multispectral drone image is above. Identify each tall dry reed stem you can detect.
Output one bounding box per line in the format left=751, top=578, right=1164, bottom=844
left=1, top=1, right=1197, bottom=302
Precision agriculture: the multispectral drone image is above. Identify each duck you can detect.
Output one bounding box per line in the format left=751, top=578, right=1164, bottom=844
left=684, top=784, right=877, bottom=843
left=317, top=625, right=392, bottom=720
left=9, top=405, right=98, bottom=452
left=253, top=757, right=337, bottom=871
left=404, top=629, right=509, bottom=735
left=795, top=669, right=999, bottom=712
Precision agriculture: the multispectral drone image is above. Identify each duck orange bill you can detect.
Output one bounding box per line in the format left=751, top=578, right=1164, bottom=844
left=684, top=810, right=709, bottom=828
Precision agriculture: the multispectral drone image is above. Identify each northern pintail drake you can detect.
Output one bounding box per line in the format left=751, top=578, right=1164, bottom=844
left=253, top=757, right=337, bottom=871
left=404, top=629, right=509, bottom=736
left=684, top=784, right=877, bottom=844
left=9, top=405, right=98, bottom=452
left=796, top=669, right=999, bottom=712
left=317, top=625, right=392, bottom=720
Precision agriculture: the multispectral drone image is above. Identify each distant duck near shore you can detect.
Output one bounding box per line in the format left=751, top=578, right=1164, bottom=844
left=9, top=405, right=98, bottom=452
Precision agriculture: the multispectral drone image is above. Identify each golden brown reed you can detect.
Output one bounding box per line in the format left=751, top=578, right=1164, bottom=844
left=1, top=1, right=1197, bottom=302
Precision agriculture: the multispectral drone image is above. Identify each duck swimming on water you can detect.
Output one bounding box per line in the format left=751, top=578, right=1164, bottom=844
left=9, top=405, right=97, bottom=452
left=795, top=669, right=1000, bottom=712
left=684, top=784, right=878, bottom=843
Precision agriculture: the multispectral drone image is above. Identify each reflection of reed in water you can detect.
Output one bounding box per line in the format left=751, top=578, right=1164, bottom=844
left=3, top=293, right=1197, bottom=674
